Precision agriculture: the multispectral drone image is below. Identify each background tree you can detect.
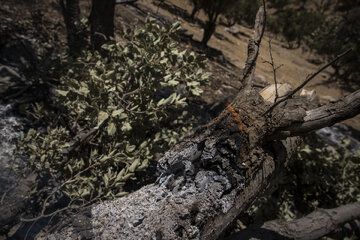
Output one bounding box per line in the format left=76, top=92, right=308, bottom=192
left=223, top=0, right=260, bottom=27
left=59, top=0, right=88, bottom=56
left=197, top=0, right=242, bottom=46
left=59, top=0, right=116, bottom=55
left=89, top=0, right=116, bottom=53
left=267, top=0, right=360, bottom=86
left=190, top=0, right=201, bottom=19
left=267, top=0, right=325, bottom=48
left=307, top=0, right=360, bottom=88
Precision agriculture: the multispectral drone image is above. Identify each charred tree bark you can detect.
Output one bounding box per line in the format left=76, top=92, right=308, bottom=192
left=40, top=87, right=287, bottom=240
left=227, top=201, right=360, bottom=240
left=59, top=0, right=87, bottom=56
left=89, top=0, right=115, bottom=54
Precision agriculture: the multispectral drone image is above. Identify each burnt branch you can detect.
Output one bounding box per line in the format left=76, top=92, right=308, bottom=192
left=241, top=0, right=266, bottom=90
left=227, top=201, right=360, bottom=240
left=272, top=88, right=360, bottom=139
left=263, top=40, right=283, bottom=103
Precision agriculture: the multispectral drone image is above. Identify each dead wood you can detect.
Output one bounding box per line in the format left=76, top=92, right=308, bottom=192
left=241, top=1, right=266, bottom=90
left=270, top=88, right=360, bottom=139
left=226, top=201, right=360, bottom=240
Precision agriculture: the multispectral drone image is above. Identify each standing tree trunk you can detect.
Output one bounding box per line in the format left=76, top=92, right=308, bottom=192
left=89, top=0, right=116, bottom=54
left=191, top=5, right=199, bottom=19
left=201, top=19, right=217, bottom=46
left=190, top=0, right=201, bottom=19
left=200, top=0, right=228, bottom=46
left=59, top=0, right=88, bottom=56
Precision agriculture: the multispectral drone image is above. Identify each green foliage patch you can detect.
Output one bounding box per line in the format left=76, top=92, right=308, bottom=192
left=223, top=0, right=260, bottom=27
left=306, top=7, right=360, bottom=87
left=238, top=136, right=360, bottom=237
left=267, top=0, right=360, bottom=86
left=268, top=7, right=325, bottom=49
left=16, top=18, right=209, bottom=207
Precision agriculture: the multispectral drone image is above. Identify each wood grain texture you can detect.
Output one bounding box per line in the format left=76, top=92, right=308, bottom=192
left=272, top=89, right=360, bottom=139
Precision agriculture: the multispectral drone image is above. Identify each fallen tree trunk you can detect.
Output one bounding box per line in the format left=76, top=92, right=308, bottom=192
left=40, top=89, right=360, bottom=240
left=42, top=87, right=293, bottom=240
left=40, top=3, right=360, bottom=240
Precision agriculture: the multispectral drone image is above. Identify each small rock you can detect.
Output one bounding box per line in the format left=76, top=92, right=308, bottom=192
left=300, top=89, right=317, bottom=102
left=260, top=83, right=293, bottom=103
left=321, top=95, right=336, bottom=103
left=225, top=26, right=240, bottom=35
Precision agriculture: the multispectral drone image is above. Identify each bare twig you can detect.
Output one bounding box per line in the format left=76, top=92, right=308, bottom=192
left=263, top=48, right=352, bottom=115
left=20, top=152, right=112, bottom=222
left=263, top=39, right=283, bottom=102
left=21, top=201, right=76, bottom=223
left=21, top=192, right=101, bottom=223
left=24, top=219, right=38, bottom=240
left=241, top=0, right=266, bottom=90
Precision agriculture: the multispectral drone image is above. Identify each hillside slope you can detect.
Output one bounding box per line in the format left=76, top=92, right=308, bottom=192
left=137, top=0, right=360, bottom=130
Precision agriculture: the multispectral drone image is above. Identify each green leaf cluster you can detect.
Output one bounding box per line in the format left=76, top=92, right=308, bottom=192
left=16, top=18, right=209, bottom=204
left=268, top=7, right=325, bottom=49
